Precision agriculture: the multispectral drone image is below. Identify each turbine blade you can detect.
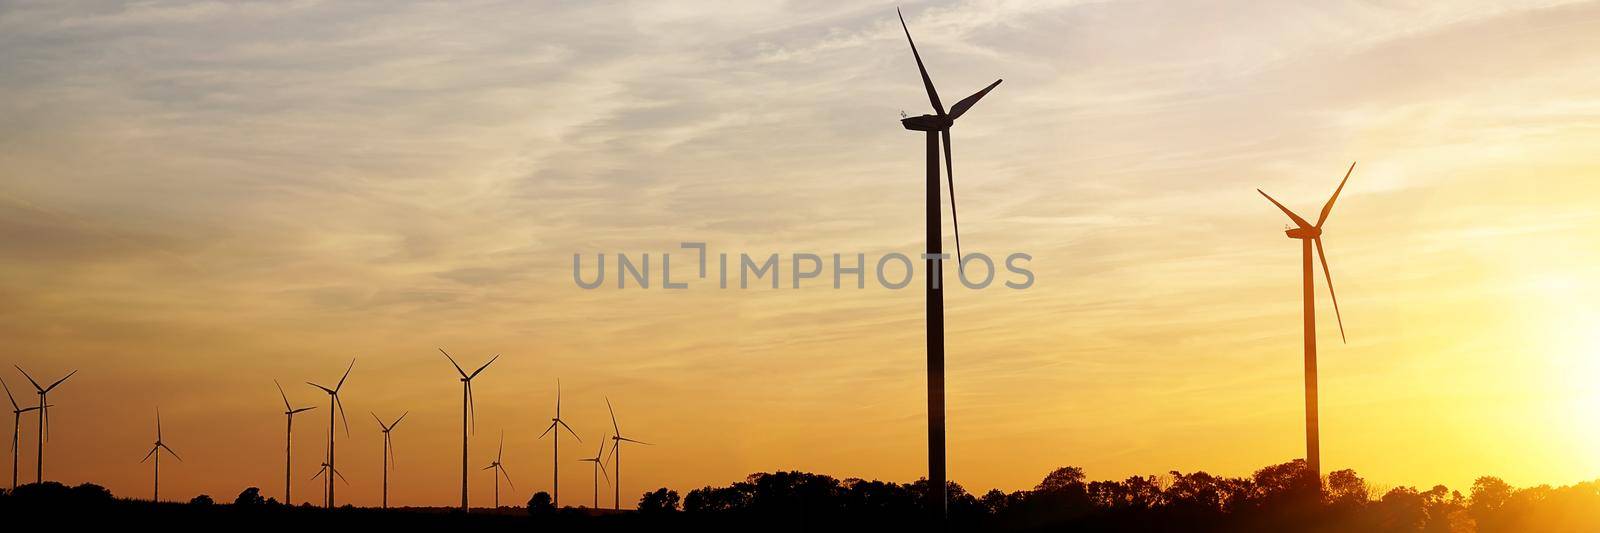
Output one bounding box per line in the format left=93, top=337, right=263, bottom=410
left=161, top=443, right=182, bottom=462
left=469, top=354, right=499, bottom=379
left=560, top=420, right=580, bottom=441
left=2, top=378, right=19, bottom=411
left=482, top=463, right=496, bottom=471
left=306, top=382, right=334, bottom=394
left=1257, top=189, right=1312, bottom=228
left=1315, top=237, right=1347, bottom=343
left=897, top=7, right=945, bottom=115
left=467, top=382, right=477, bottom=435
left=948, top=79, right=1002, bottom=120
left=334, top=468, right=350, bottom=485
left=335, top=359, right=354, bottom=392
left=497, top=430, right=505, bottom=460
left=500, top=466, right=515, bottom=489
left=392, top=411, right=408, bottom=429
left=1316, top=162, right=1356, bottom=228
left=599, top=459, right=609, bottom=483
left=371, top=412, right=384, bottom=429
left=156, top=408, right=162, bottom=441
left=311, top=466, right=327, bottom=481
left=618, top=437, right=652, bottom=446
left=539, top=421, right=556, bottom=440
left=292, top=406, right=316, bottom=414
left=606, top=397, right=619, bottom=435
left=941, top=128, right=963, bottom=269
left=335, top=395, right=350, bottom=437
left=44, top=369, right=76, bottom=393
left=14, top=366, right=42, bottom=391
left=555, top=379, right=562, bottom=418
left=440, top=348, right=468, bottom=377
left=141, top=446, right=157, bottom=463
left=275, top=380, right=292, bottom=411
left=604, top=440, right=617, bottom=463
left=596, top=437, right=605, bottom=457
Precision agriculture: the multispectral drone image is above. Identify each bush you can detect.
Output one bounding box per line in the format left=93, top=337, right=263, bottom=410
left=639, top=487, right=681, bottom=513
left=190, top=494, right=214, bottom=506
left=528, top=491, right=554, bottom=514
left=235, top=487, right=265, bottom=506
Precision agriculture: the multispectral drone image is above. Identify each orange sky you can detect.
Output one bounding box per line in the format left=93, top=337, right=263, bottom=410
left=2, top=0, right=1600, bottom=508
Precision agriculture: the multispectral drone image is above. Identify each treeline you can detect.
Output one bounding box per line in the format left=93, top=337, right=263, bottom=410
left=4, top=460, right=1599, bottom=532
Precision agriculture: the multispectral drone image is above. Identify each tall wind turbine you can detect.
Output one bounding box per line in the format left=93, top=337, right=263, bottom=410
left=577, top=435, right=609, bottom=508
left=139, top=408, right=181, bottom=501
left=275, top=380, right=316, bottom=505
left=306, top=359, right=354, bottom=508
left=1257, top=162, right=1356, bottom=489
left=372, top=411, right=407, bottom=508
left=481, top=431, right=514, bottom=508
left=440, top=348, right=497, bottom=511
left=537, top=379, right=580, bottom=508
left=604, top=398, right=650, bottom=510
left=894, top=8, right=1002, bottom=519
left=3, top=378, right=42, bottom=490
left=14, top=366, right=76, bottom=484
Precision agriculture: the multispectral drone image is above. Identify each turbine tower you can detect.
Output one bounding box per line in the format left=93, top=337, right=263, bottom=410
left=440, top=348, right=497, bottom=511
left=577, top=435, right=609, bottom=508
left=604, top=398, right=650, bottom=510
left=14, top=366, right=77, bottom=484
left=537, top=379, right=580, bottom=508
left=306, top=359, right=354, bottom=508
left=894, top=8, right=1002, bottom=519
left=138, top=408, right=181, bottom=501
left=372, top=411, right=407, bottom=508
left=275, top=380, right=316, bottom=505
left=1258, top=162, right=1356, bottom=489
left=4, top=378, right=42, bottom=490
left=481, top=430, right=514, bottom=508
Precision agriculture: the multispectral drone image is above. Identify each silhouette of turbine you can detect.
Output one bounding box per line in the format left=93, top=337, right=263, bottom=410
left=537, top=379, right=580, bottom=508
left=895, top=7, right=1002, bottom=519
left=275, top=380, right=316, bottom=505
left=603, top=398, right=651, bottom=510
left=372, top=411, right=408, bottom=508
left=310, top=459, right=349, bottom=506
left=139, top=408, right=181, bottom=502
left=440, top=348, right=497, bottom=511
left=481, top=430, right=514, bottom=508
left=306, top=358, right=354, bottom=508
left=13, top=366, right=76, bottom=484
left=577, top=434, right=609, bottom=508
left=3, top=378, right=42, bottom=490
left=1258, top=161, right=1356, bottom=490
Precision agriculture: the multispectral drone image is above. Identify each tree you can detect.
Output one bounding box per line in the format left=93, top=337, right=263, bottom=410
left=1326, top=469, right=1371, bottom=508
left=190, top=494, right=214, bottom=506
left=527, top=491, right=554, bottom=514
left=1036, top=466, right=1087, bottom=493
left=639, top=487, right=681, bottom=513
left=234, top=487, right=265, bottom=506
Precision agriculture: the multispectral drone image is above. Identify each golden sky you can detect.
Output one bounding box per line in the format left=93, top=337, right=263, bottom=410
left=2, top=0, right=1599, bottom=508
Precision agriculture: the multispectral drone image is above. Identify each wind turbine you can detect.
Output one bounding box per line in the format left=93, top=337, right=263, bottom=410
left=372, top=411, right=407, bottom=508
left=577, top=435, right=609, bottom=508
left=14, top=366, right=76, bottom=484
left=306, top=359, right=354, bottom=508
left=537, top=379, right=580, bottom=508
left=3, top=378, right=42, bottom=490
left=139, top=408, right=181, bottom=501
left=894, top=8, right=1002, bottom=519
left=1257, top=161, right=1356, bottom=490
left=275, top=380, right=316, bottom=505
left=310, top=460, right=349, bottom=507
left=440, top=348, right=497, bottom=511
left=604, top=398, right=650, bottom=510
left=481, top=430, right=514, bottom=508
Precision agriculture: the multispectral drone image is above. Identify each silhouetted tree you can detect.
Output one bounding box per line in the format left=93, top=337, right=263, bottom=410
left=234, top=486, right=265, bottom=506
left=190, top=494, right=214, bottom=506
left=639, top=487, right=680, bottom=513
left=527, top=491, right=554, bottom=514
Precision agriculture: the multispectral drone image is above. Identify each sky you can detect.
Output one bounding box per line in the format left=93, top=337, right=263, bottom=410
left=2, top=0, right=1600, bottom=508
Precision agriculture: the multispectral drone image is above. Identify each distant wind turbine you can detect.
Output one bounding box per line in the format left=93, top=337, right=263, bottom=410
left=537, top=379, right=580, bottom=508
left=275, top=380, right=316, bottom=505
left=440, top=348, right=497, bottom=512
left=139, top=408, right=181, bottom=502
left=306, top=359, right=354, bottom=508
left=894, top=7, right=1003, bottom=519
left=604, top=398, right=650, bottom=510
left=310, top=459, right=349, bottom=506
left=577, top=434, right=609, bottom=508
left=481, top=430, right=514, bottom=508
left=3, top=378, right=42, bottom=490
left=14, top=366, right=76, bottom=484
left=1257, top=161, right=1356, bottom=489
left=372, top=411, right=408, bottom=508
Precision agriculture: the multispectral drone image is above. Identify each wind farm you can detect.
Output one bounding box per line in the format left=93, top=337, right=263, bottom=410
left=4, top=3, right=1600, bottom=532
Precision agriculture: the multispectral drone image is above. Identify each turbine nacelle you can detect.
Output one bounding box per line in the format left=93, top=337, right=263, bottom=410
left=901, top=114, right=951, bottom=131
left=1285, top=226, right=1321, bottom=239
